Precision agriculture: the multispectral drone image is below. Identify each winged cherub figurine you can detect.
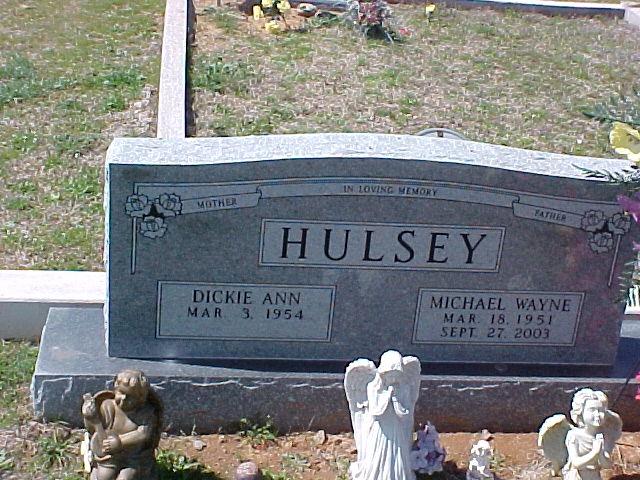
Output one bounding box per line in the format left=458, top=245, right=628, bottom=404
left=344, top=350, right=421, bottom=480
left=81, top=369, right=162, bottom=480
left=538, top=388, right=622, bottom=480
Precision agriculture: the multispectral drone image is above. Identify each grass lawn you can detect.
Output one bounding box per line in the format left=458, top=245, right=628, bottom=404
left=191, top=3, right=640, bottom=158
left=0, top=0, right=164, bottom=271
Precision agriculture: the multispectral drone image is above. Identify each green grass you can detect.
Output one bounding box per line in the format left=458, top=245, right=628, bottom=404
left=0, top=341, right=38, bottom=427
left=0, top=0, right=164, bottom=270
left=192, top=4, right=639, bottom=159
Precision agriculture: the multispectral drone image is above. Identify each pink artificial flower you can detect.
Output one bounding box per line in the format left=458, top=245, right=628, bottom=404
left=617, top=193, right=640, bottom=223
left=634, top=241, right=640, bottom=252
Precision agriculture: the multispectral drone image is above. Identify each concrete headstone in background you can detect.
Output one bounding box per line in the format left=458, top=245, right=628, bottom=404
left=105, top=134, right=635, bottom=365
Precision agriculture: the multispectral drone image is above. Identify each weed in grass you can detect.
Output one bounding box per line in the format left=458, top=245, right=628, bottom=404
left=331, top=456, right=351, bottom=479
left=192, top=56, right=256, bottom=96
left=101, top=91, right=127, bottom=111
left=7, top=179, right=37, bottom=195
left=10, top=132, right=39, bottom=153
left=53, top=133, right=99, bottom=158
left=32, top=430, right=76, bottom=471
left=6, top=197, right=32, bottom=211
left=202, top=7, right=241, bottom=34
left=156, top=449, right=221, bottom=479
left=261, top=469, right=294, bottom=480
left=490, top=451, right=507, bottom=471
left=56, top=98, right=87, bottom=112
left=237, top=416, right=278, bottom=447
left=0, top=449, right=14, bottom=471
left=58, top=166, right=101, bottom=199
left=281, top=452, right=310, bottom=472
left=44, top=153, right=64, bottom=169
left=95, top=67, right=147, bottom=89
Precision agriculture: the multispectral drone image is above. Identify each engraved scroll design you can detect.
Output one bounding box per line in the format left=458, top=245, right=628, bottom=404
left=125, top=178, right=632, bottom=277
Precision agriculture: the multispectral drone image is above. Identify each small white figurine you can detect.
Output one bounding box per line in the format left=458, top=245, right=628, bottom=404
left=344, top=350, right=421, bottom=480
left=467, top=440, right=494, bottom=480
left=411, top=422, right=446, bottom=475
left=538, top=388, right=622, bottom=480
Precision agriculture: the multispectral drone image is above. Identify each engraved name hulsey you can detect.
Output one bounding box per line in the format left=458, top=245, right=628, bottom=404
left=260, top=219, right=505, bottom=271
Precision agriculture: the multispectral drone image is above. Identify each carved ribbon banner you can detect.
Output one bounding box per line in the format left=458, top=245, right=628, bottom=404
left=125, top=177, right=630, bottom=280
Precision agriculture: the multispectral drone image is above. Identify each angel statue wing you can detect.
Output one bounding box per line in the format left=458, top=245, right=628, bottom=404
left=344, top=358, right=377, bottom=457
left=538, top=414, right=572, bottom=476
left=602, top=409, right=623, bottom=454
left=402, top=355, right=421, bottom=407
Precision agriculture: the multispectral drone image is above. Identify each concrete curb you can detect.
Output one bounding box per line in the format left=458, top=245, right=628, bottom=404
left=157, top=0, right=189, bottom=139
left=306, top=0, right=630, bottom=18
left=624, top=3, right=640, bottom=25
left=438, top=0, right=625, bottom=16
left=0, top=271, right=104, bottom=339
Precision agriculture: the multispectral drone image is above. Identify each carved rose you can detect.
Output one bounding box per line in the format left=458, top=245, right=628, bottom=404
left=125, top=194, right=151, bottom=218
left=139, top=216, right=167, bottom=239
left=607, top=212, right=631, bottom=235
left=154, top=193, right=182, bottom=217
left=588, top=231, right=614, bottom=254
left=580, top=210, right=607, bottom=232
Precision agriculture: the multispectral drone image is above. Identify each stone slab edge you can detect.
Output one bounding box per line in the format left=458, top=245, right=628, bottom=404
left=106, top=134, right=630, bottom=178
left=32, top=308, right=640, bottom=433
left=624, top=3, right=640, bottom=25
left=157, top=0, right=188, bottom=139
left=0, top=271, right=105, bottom=340
left=298, top=0, right=624, bottom=15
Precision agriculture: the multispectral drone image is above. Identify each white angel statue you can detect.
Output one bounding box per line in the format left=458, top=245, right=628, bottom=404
left=538, top=388, right=622, bottom=480
left=344, top=350, right=421, bottom=480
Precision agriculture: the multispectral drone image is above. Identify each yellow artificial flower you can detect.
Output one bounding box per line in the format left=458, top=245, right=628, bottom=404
left=278, top=0, right=291, bottom=12
left=262, top=0, right=274, bottom=8
left=425, top=4, right=436, bottom=14
left=253, top=5, right=264, bottom=19
left=265, top=20, right=284, bottom=33
left=610, top=122, right=640, bottom=163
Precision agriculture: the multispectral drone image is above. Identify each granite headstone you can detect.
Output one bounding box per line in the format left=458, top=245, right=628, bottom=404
left=105, top=134, right=635, bottom=365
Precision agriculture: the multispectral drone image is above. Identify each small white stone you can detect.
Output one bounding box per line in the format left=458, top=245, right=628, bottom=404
left=314, top=429, right=327, bottom=445
left=193, top=439, right=206, bottom=451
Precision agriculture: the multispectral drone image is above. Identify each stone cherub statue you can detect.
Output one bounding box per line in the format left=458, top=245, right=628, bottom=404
left=466, top=440, right=494, bottom=480
left=538, top=388, right=622, bottom=480
left=411, top=422, right=446, bottom=475
left=81, top=369, right=162, bottom=480
left=344, top=350, right=421, bottom=480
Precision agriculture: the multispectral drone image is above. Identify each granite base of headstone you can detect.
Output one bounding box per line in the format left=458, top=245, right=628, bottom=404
left=31, top=308, right=640, bottom=433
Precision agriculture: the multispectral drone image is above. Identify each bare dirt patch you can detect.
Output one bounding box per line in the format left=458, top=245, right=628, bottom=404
left=164, top=430, right=640, bottom=479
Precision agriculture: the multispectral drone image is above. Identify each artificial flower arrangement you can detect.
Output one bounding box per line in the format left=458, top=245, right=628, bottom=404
left=344, top=0, right=432, bottom=41
left=252, top=0, right=291, bottom=33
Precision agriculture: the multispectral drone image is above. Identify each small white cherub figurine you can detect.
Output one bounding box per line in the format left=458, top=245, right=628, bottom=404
left=467, top=440, right=494, bottom=480
left=411, top=422, right=446, bottom=475
left=538, top=388, right=622, bottom=480
left=344, top=350, right=421, bottom=480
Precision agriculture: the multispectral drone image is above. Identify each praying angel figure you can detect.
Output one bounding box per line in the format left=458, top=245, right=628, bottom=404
left=344, top=350, right=421, bottom=480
